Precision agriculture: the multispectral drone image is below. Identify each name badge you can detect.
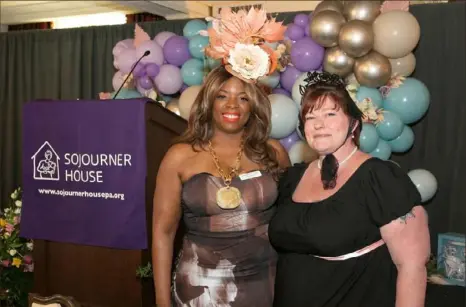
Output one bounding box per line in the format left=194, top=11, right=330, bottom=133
left=239, top=170, right=262, bottom=181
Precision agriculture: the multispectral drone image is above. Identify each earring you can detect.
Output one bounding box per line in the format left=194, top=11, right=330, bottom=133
left=351, top=134, right=354, bottom=139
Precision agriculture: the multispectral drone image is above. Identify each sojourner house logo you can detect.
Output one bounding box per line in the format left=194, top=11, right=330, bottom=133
left=32, top=141, right=60, bottom=181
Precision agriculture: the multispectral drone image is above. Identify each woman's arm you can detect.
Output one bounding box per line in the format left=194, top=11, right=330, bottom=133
left=152, top=145, right=184, bottom=307
left=380, top=205, right=430, bottom=307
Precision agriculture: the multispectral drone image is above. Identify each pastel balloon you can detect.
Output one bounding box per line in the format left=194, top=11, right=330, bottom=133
left=290, top=37, right=325, bottom=72
left=154, top=31, right=176, bottom=48
left=272, top=88, right=291, bottom=98
left=389, top=53, right=416, bottom=77
left=288, top=140, right=319, bottom=165
left=356, top=86, right=383, bottom=108
left=369, top=138, right=391, bottom=160
left=259, top=71, right=280, bottom=89
left=166, top=98, right=181, bottom=116
left=359, top=123, right=379, bottom=153
left=294, top=14, right=310, bottom=28
left=116, top=48, right=138, bottom=74
left=181, top=58, right=204, bottom=86
left=376, top=110, right=404, bottom=141
left=388, top=125, right=415, bottom=153
left=383, top=78, right=430, bottom=124
left=280, top=66, right=302, bottom=92
left=269, top=94, right=300, bottom=139
left=188, top=34, right=209, bottom=59
left=291, top=72, right=309, bottom=107
left=154, top=64, right=183, bottom=95
left=163, top=36, right=192, bottom=67
left=286, top=23, right=305, bottom=41
left=179, top=85, right=202, bottom=120
left=136, top=40, right=164, bottom=65
left=408, top=169, right=438, bottom=202
left=373, top=10, right=420, bottom=58
left=279, top=131, right=301, bottom=151
left=183, top=19, right=207, bottom=38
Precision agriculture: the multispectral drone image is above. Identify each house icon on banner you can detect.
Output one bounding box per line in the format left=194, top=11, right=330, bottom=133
left=31, top=141, right=60, bottom=181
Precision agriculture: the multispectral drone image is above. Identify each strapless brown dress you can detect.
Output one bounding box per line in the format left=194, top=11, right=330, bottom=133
left=172, top=171, right=278, bottom=307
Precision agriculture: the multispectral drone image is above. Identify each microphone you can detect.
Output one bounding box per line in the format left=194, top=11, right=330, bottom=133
left=112, top=50, right=151, bottom=99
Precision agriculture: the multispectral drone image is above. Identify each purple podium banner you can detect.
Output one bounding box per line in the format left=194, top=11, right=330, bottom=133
left=21, top=99, right=148, bottom=249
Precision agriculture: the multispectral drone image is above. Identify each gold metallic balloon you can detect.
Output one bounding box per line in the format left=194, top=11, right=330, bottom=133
left=354, top=51, right=391, bottom=88
left=310, top=10, right=346, bottom=47
left=323, top=46, right=355, bottom=77
left=166, top=98, right=181, bottom=116
left=338, top=20, right=374, bottom=58
left=312, top=0, right=344, bottom=16
left=343, top=1, right=381, bottom=23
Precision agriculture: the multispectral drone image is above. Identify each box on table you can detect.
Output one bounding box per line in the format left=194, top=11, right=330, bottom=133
left=437, top=232, right=465, bottom=287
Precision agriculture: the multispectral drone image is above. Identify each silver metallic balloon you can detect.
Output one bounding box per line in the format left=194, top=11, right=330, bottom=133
left=354, top=51, right=391, bottom=88
left=323, top=46, right=355, bottom=77
left=312, top=0, right=344, bottom=16
left=343, top=1, right=381, bottom=23
left=166, top=98, right=181, bottom=116
left=338, top=20, right=374, bottom=58
left=310, top=10, right=346, bottom=47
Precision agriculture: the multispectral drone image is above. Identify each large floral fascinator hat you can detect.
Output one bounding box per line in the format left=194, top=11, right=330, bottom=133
left=199, top=7, right=287, bottom=83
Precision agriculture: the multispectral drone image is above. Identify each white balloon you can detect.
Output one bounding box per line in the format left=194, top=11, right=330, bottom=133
left=291, top=72, right=309, bottom=108
left=179, top=85, right=202, bottom=120
left=269, top=94, right=300, bottom=139
left=408, top=169, right=438, bottom=203
left=288, top=140, right=318, bottom=165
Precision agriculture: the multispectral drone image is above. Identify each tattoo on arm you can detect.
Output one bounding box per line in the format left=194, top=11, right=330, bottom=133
left=399, top=210, right=416, bottom=224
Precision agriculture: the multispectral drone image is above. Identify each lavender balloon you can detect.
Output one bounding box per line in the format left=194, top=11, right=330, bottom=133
left=113, top=39, right=134, bottom=57
left=132, top=63, right=146, bottom=78
left=285, top=23, right=305, bottom=41
left=136, top=40, right=164, bottom=65
left=291, top=37, right=325, bottom=72
left=163, top=36, right=192, bottom=67
left=154, top=64, right=183, bottom=95
left=280, top=66, right=302, bottom=92
left=272, top=88, right=291, bottom=97
left=279, top=131, right=301, bottom=151
left=294, top=14, right=310, bottom=28
left=145, top=63, right=160, bottom=77
left=117, top=49, right=138, bottom=74
left=138, top=76, right=153, bottom=90
left=154, top=31, right=176, bottom=48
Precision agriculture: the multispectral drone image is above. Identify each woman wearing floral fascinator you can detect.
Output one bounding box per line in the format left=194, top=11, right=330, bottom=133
left=151, top=7, right=290, bottom=307
left=269, top=71, right=430, bottom=307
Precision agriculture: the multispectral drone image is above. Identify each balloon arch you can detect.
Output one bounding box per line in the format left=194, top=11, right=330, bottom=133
left=100, top=0, right=437, bottom=203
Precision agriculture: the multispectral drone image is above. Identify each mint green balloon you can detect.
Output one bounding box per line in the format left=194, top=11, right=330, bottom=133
left=189, top=35, right=209, bottom=59
left=181, top=59, right=204, bottom=86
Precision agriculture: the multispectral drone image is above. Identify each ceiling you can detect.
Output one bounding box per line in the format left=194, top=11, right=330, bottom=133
left=0, top=0, right=450, bottom=26
left=0, top=1, right=322, bottom=25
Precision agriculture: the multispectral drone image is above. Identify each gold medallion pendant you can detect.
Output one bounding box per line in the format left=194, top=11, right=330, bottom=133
left=216, top=186, right=242, bottom=209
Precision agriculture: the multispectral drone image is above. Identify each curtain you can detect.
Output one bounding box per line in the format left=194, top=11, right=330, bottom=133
left=0, top=20, right=188, bottom=209
left=390, top=2, right=466, bottom=245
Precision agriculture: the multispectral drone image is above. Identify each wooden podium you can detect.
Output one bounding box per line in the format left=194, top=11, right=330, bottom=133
left=30, top=101, right=187, bottom=307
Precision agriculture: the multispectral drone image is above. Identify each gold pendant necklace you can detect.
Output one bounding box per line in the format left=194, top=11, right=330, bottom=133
left=208, top=140, right=243, bottom=210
